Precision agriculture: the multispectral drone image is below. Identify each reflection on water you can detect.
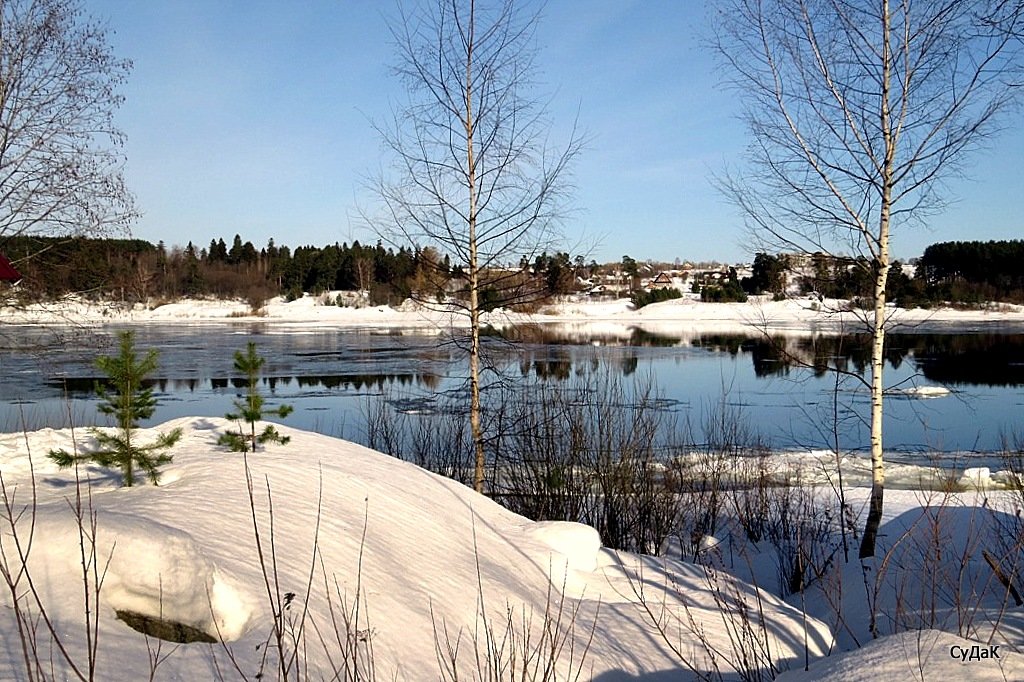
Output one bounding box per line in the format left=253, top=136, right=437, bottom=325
left=1, top=323, right=1022, bottom=452
left=45, top=372, right=442, bottom=396
left=490, top=324, right=686, bottom=348
left=688, top=333, right=1024, bottom=386
left=497, top=325, right=1024, bottom=387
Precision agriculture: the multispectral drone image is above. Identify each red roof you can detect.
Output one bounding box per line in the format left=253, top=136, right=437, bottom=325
left=0, top=252, right=22, bottom=283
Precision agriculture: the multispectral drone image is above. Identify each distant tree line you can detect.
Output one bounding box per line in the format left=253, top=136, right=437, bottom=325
left=796, top=254, right=964, bottom=308
left=1, top=234, right=586, bottom=308
left=10, top=234, right=1018, bottom=309
left=750, top=240, right=1024, bottom=307
left=915, top=240, right=1024, bottom=304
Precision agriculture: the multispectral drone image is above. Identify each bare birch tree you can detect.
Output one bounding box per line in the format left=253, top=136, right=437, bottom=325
left=714, top=0, right=1022, bottom=558
left=373, top=0, right=582, bottom=493
left=0, top=0, right=135, bottom=257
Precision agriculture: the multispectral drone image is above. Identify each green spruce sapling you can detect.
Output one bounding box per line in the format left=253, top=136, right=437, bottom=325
left=49, top=331, right=181, bottom=486
left=218, top=342, right=293, bottom=452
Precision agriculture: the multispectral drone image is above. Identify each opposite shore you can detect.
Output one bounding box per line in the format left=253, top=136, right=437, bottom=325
left=3, top=292, right=1024, bottom=336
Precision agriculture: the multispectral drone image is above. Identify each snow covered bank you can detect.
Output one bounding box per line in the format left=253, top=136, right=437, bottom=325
left=671, top=446, right=1024, bottom=492
left=781, top=490, right=1024, bottom=680
left=4, top=419, right=1024, bottom=680
left=0, top=417, right=830, bottom=680
left=4, top=293, right=1024, bottom=334
left=778, top=629, right=1024, bottom=681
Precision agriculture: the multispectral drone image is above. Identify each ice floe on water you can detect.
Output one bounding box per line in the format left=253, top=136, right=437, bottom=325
left=888, top=384, right=952, bottom=398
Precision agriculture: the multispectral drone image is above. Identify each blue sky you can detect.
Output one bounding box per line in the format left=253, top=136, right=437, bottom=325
left=90, top=1, right=1023, bottom=264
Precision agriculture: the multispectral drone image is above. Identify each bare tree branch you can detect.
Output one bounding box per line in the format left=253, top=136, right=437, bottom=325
left=0, top=0, right=136, bottom=258
left=366, top=0, right=583, bottom=493
left=714, top=0, right=1022, bottom=557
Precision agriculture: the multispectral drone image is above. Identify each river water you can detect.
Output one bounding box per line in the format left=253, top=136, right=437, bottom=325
left=0, top=322, right=1022, bottom=459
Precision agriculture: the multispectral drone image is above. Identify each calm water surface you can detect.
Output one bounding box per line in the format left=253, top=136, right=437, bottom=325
left=1, top=322, right=1022, bottom=457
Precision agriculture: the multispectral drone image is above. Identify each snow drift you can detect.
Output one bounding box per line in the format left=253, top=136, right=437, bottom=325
left=0, top=417, right=830, bottom=680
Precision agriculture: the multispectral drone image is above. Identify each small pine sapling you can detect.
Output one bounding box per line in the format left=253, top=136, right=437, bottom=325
left=49, top=331, right=181, bottom=486
left=218, top=342, right=293, bottom=452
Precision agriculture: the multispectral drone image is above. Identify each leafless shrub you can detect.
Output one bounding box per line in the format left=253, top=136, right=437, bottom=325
left=486, top=378, right=593, bottom=525
left=760, top=484, right=840, bottom=598
left=0, top=419, right=111, bottom=681
left=728, top=455, right=775, bottom=545
left=855, top=488, right=1024, bottom=647
left=363, top=393, right=474, bottom=485
left=433, top=531, right=595, bottom=682
left=573, top=373, right=678, bottom=554
left=367, top=370, right=685, bottom=554
left=623, top=554, right=784, bottom=682
left=489, top=370, right=684, bottom=554
left=667, top=400, right=766, bottom=562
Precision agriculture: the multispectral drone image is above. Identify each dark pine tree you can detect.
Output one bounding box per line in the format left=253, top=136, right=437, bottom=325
left=49, top=331, right=181, bottom=486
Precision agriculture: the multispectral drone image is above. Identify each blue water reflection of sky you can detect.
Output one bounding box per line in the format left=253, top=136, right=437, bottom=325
left=0, top=325, right=1021, bottom=453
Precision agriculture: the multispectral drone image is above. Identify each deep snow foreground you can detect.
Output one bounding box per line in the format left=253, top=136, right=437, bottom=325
left=0, top=418, right=830, bottom=681
left=777, top=629, right=1024, bottom=681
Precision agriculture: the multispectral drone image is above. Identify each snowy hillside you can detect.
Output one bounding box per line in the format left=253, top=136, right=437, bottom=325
left=4, top=417, right=1024, bottom=680
left=0, top=417, right=830, bottom=680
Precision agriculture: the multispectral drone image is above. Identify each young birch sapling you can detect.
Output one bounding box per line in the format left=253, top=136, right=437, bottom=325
left=49, top=331, right=181, bottom=486
left=219, top=342, right=293, bottom=452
